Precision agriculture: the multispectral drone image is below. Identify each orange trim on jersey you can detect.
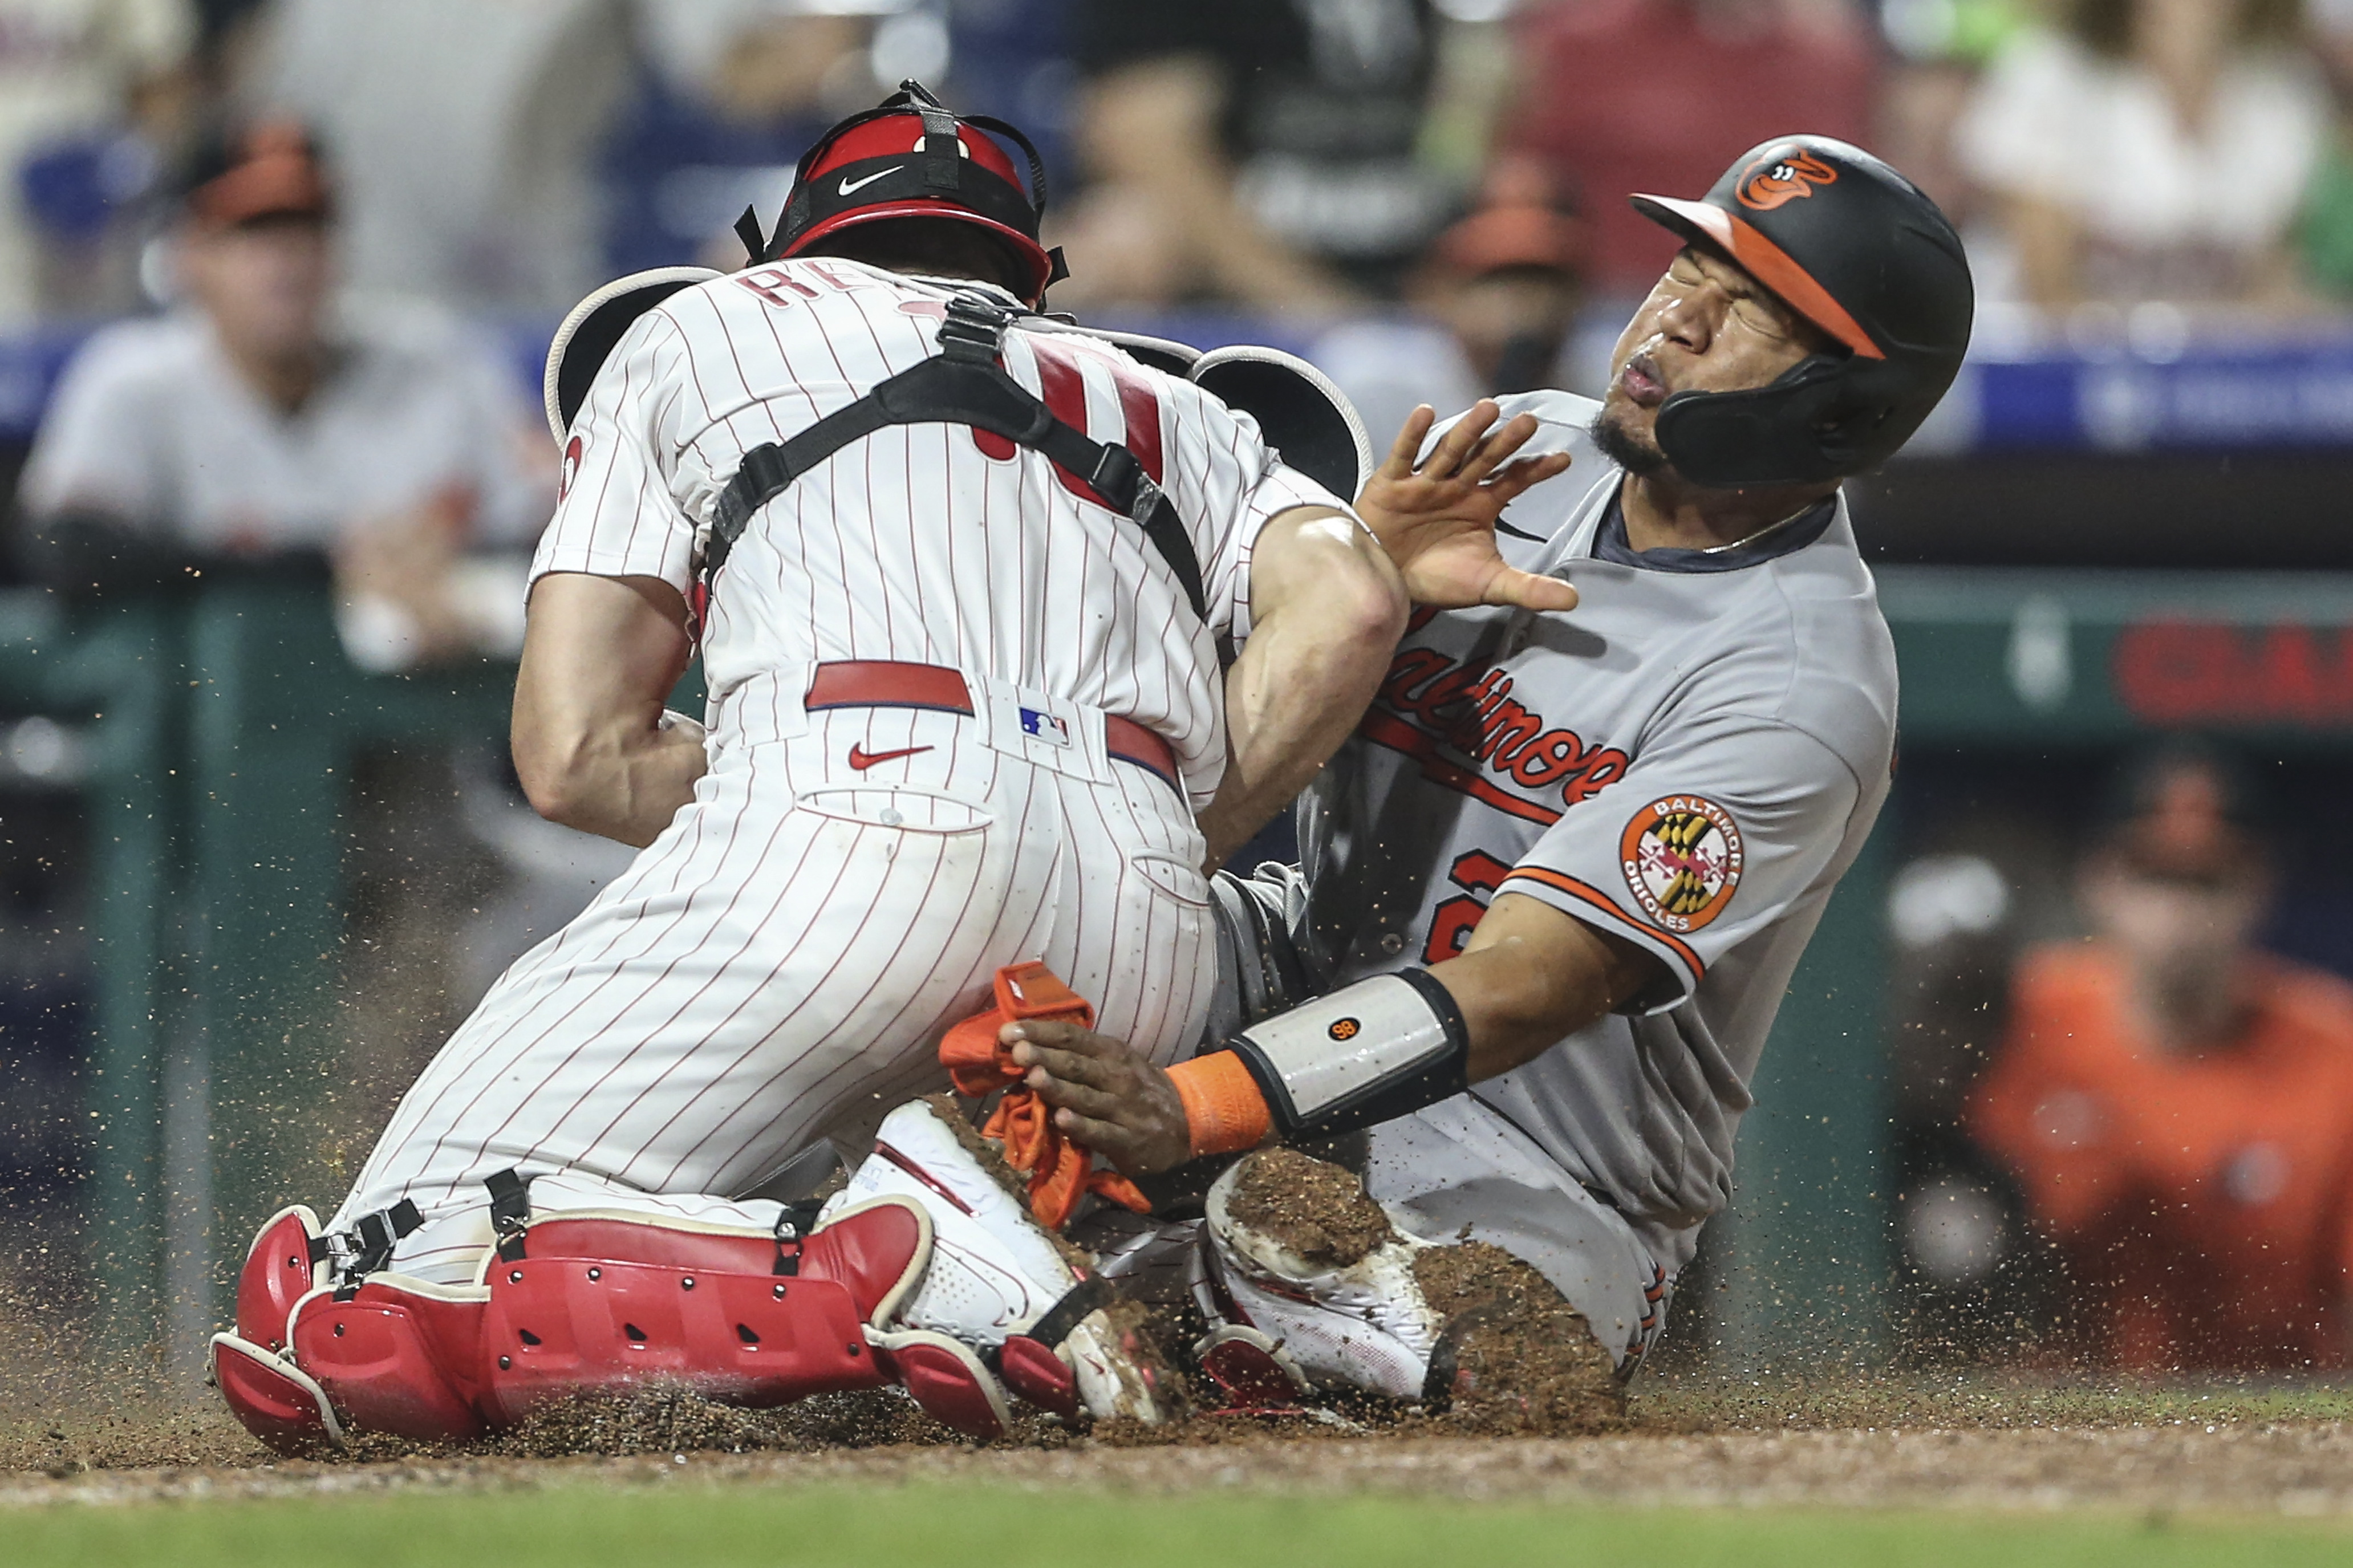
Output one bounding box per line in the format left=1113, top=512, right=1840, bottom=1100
left=1632, top=196, right=1885, bottom=361
left=1499, top=866, right=1706, bottom=980
left=1358, top=709, right=1563, bottom=827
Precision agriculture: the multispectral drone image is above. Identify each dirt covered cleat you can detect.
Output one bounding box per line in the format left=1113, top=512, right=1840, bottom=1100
left=1200, top=1148, right=1624, bottom=1430
left=1198, top=1148, right=1448, bottom=1400
left=1411, top=1242, right=1626, bottom=1433
left=841, top=1097, right=1171, bottom=1425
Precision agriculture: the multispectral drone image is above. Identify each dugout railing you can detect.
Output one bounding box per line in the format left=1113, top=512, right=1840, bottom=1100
left=9, top=570, right=2353, bottom=1375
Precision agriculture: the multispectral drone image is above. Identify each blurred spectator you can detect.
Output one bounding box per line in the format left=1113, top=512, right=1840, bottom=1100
left=1955, top=0, right=2327, bottom=310
left=604, top=0, right=895, bottom=276
left=14, top=118, right=547, bottom=671
left=254, top=0, right=634, bottom=315
left=1058, top=0, right=1461, bottom=310
left=1873, top=0, right=2031, bottom=226
left=1313, top=162, right=1586, bottom=444
left=2295, top=0, right=2353, bottom=296
left=947, top=0, right=1077, bottom=186
left=0, top=0, right=198, bottom=324
left=15, top=120, right=604, bottom=1140
left=1969, top=745, right=2353, bottom=1371
left=1499, top=0, right=1877, bottom=300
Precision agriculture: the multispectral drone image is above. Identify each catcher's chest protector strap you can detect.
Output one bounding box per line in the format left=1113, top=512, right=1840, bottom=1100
left=703, top=293, right=1208, bottom=621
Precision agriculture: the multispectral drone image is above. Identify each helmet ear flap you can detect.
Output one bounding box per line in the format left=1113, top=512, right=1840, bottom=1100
left=1653, top=355, right=1853, bottom=488
left=1652, top=347, right=1961, bottom=489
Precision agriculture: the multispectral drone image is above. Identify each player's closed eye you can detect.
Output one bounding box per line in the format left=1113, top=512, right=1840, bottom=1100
left=1734, top=298, right=1793, bottom=340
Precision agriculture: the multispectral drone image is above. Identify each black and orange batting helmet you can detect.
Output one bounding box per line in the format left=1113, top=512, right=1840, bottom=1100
left=1630, top=135, right=1974, bottom=488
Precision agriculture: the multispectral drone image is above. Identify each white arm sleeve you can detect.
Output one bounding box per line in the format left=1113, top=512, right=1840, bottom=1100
left=1158, top=379, right=1357, bottom=644
left=529, top=308, right=701, bottom=594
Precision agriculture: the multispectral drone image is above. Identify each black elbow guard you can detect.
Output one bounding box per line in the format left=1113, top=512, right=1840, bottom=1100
left=1223, top=968, right=1471, bottom=1140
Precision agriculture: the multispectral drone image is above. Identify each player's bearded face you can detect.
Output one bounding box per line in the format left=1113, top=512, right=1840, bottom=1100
left=1595, top=246, right=1825, bottom=477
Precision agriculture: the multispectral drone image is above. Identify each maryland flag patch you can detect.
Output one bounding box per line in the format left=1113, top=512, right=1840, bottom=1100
left=1620, top=795, right=1744, bottom=933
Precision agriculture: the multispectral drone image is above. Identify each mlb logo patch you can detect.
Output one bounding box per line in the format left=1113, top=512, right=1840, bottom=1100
left=1019, top=708, right=1070, bottom=746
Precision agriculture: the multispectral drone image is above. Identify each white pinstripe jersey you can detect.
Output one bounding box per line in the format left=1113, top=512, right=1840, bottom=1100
left=1296, top=390, right=1898, bottom=1269
left=532, top=258, right=1346, bottom=806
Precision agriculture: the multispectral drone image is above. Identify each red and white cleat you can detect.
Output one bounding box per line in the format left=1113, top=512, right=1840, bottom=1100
left=842, top=1099, right=1168, bottom=1428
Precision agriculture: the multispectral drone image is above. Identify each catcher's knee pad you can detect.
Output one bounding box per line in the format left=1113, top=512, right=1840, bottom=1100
left=218, top=1203, right=501, bottom=1449
left=210, top=1333, right=344, bottom=1456
left=288, top=1273, right=490, bottom=1444
left=216, top=1203, right=374, bottom=1455
left=233, top=1204, right=330, bottom=1354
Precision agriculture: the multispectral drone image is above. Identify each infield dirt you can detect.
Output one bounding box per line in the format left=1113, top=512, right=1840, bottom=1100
left=11, top=1375, right=2353, bottom=1516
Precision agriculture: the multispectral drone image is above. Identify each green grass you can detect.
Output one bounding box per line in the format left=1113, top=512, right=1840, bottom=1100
left=10, top=1484, right=2353, bottom=1568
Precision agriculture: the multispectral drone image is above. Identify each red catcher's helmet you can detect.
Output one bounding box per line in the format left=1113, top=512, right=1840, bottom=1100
left=741, top=80, right=1065, bottom=302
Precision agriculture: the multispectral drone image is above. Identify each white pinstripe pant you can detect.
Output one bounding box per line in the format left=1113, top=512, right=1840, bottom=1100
left=330, top=690, right=1215, bottom=1285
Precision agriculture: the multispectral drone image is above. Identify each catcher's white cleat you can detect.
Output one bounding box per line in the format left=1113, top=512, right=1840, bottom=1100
left=1196, top=1150, right=1450, bottom=1402
left=839, top=1098, right=1169, bottom=1425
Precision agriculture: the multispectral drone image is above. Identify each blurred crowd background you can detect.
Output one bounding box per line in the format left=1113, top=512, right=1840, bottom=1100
left=7, top=0, right=2353, bottom=1382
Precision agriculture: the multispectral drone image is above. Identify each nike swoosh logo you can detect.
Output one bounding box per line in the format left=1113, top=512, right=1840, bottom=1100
left=838, top=166, right=902, bottom=197
left=847, top=743, right=934, bottom=771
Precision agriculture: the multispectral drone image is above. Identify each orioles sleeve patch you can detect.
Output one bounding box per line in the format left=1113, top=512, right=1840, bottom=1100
left=1620, top=795, right=1744, bottom=933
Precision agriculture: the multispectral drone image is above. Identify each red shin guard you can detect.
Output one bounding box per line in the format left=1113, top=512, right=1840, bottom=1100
left=288, top=1278, right=488, bottom=1443
left=210, top=1333, right=344, bottom=1456
left=214, top=1195, right=935, bottom=1447
left=235, top=1205, right=327, bottom=1352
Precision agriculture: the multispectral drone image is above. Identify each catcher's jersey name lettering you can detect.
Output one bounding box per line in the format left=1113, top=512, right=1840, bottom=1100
left=733, top=259, right=874, bottom=309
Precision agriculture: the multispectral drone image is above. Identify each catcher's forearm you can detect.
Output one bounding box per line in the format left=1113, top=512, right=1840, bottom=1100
left=1196, top=509, right=1404, bottom=869
left=523, top=710, right=707, bottom=848
left=513, top=570, right=706, bottom=847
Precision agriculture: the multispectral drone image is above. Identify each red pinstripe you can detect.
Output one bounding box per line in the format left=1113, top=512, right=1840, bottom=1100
left=554, top=783, right=872, bottom=1165
left=646, top=724, right=1012, bottom=1154
left=386, top=753, right=743, bottom=1182
left=402, top=754, right=786, bottom=1189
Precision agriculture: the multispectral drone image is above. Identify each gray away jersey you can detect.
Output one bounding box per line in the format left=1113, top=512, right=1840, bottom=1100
left=1297, top=389, right=1897, bottom=1270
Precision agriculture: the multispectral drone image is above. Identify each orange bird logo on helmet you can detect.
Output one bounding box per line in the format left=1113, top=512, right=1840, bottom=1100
left=1735, top=150, right=1839, bottom=211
